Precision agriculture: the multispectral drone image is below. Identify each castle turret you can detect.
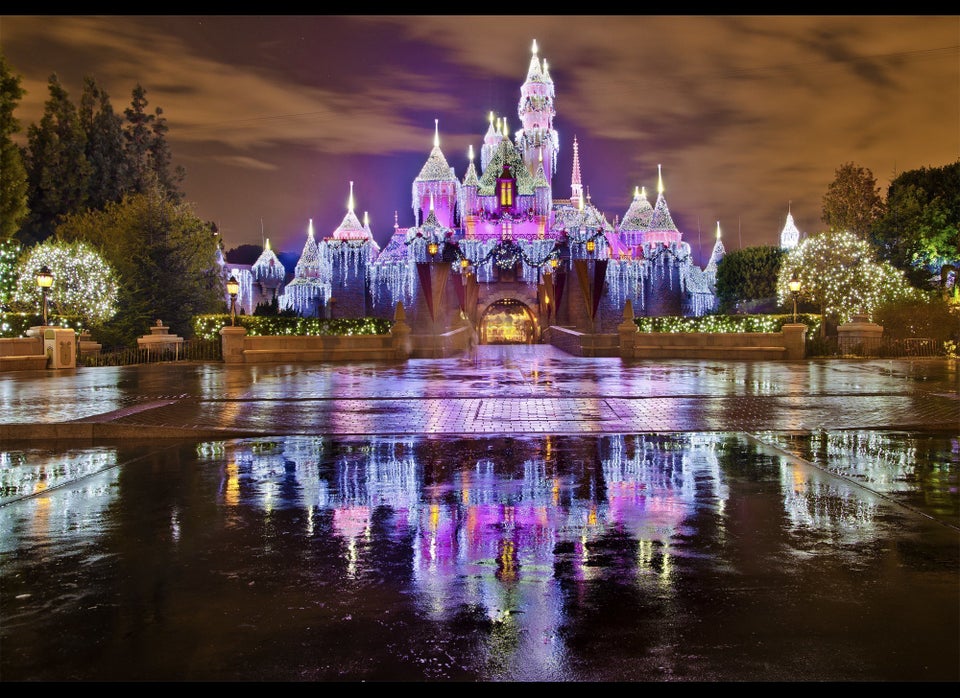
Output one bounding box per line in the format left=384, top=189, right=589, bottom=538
left=516, top=39, right=559, bottom=186
left=462, top=144, right=481, bottom=238
left=413, top=119, right=460, bottom=229
left=780, top=203, right=801, bottom=249
left=481, top=111, right=502, bottom=174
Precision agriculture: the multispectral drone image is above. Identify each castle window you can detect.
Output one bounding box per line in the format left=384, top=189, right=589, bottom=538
left=500, top=181, right=513, bottom=208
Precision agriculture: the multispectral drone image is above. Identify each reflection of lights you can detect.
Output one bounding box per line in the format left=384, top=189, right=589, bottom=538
left=170, top=508, right=181, bottom=543
left=224, top=461, right=240, bottom=506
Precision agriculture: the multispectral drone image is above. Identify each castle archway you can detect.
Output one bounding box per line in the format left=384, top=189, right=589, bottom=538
left=479, top=299, right=536, bottom=345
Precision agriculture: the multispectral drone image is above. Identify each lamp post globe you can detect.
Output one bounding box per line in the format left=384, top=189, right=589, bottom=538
left=226, top=275, right=240, bottom=326
left=788, top=275, right=801, bottom=323
left=36, top=266, right=54, bottom=326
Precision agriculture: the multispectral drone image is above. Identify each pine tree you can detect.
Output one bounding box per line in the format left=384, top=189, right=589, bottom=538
left=123, top=83, right=153, bottom=195
left=57, top=175, right=222, bottom=345
left=124, top=84, right=183, bottom=201
left=22, top=74, right=92, bottom=245
left=80, top=76, right=129, bottom=210
left=0, top=53, right=29, bottom=240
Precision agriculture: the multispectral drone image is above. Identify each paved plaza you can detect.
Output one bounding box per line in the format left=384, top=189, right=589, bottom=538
left=1, top=346, right=958, bottom=441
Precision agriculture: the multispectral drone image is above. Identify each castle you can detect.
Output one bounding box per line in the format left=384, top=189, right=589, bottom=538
left=220, top=41, right=737, bottom=343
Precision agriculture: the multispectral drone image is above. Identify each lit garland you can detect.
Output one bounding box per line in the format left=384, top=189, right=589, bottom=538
left=192, top=314, right=392, bottom=341
left=634, top=313, right=820, bottom=335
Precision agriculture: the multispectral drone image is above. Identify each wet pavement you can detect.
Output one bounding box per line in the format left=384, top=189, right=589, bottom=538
left=0, top=347, right=958, bottom=681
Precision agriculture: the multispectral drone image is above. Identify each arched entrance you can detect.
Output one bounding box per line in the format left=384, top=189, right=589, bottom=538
left=479, top=299, right=536, bottom=344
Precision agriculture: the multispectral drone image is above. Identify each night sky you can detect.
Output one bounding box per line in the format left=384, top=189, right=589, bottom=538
left=2, top=15, right=957, bottom=265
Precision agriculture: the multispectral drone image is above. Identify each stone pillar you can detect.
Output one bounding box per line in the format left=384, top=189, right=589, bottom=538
left=618, top=299, right=637, bottom=359
left=220, top=326, right=247, bottom=364
left=781, top=323, right=808, bottom=360
left=390, top=301, right=411, bottom=360
left=837, top=313, right=883, bottom=354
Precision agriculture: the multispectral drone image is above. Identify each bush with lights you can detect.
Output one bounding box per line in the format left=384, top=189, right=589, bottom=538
left=9, top=239, right=119, bottom=332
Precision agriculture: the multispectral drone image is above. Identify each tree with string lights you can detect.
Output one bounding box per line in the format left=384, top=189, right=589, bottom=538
left=10, top=238, right=118, bottom=328
left=777, top=230, right=917, bottom=335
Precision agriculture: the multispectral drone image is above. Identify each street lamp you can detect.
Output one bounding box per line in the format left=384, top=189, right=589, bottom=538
left=788, top=275, right=801, bottom=323
left=226, top=275, right=239, bottom=326
left=36, top=265, right=53, bottom=326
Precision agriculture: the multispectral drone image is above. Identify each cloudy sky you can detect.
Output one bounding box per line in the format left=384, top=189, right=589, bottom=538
left=2, top=15, right=958, bottom=263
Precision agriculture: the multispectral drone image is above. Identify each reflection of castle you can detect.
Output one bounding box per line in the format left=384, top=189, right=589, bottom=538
left=221, top=41, right=726, bottom=339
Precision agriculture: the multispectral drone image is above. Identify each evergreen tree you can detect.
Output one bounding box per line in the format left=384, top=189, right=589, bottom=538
left=124, top=84, right=183, bottom=201
left=22, top=74, right=92, bottom=245
left=821, top=162, right=883, bottom=238
left=148, top=102, right=185, bottom=201
left=80, top=76, right=129, bottom=210
left=57, top=175, right=222, bottom=346
left=0, top=238, right=22, bottom=310
left=714, top=245, right=785, bottom=314
left=123, top=83, right=153, bottom=195
left=0, top=53, right=29, bottom=240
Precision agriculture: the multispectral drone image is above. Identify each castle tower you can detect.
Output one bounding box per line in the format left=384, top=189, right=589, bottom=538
left=461, top=144, right=480, bottom=237
left=251, top=237, right=285, bottom=302
left=516, top=39, right=558, bottom=187
left=780, top=203, right=801, bottom=249
left=413, top=119, right=460, bottom=229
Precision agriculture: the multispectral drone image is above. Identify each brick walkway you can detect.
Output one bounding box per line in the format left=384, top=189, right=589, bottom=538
left=1, top=347, right=956, bottom=441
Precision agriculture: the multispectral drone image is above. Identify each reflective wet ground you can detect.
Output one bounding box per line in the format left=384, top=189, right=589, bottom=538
left=1, top=351, right=958, bottom=681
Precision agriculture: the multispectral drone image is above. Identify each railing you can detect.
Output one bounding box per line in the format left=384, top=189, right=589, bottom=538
left=80, top=338, right=222, bottom=367
left=811, top=336, right=944, bottom=358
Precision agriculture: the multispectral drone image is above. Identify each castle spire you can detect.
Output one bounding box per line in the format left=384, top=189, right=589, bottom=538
left=433, top=119, right=439, bottom=148
left=348, top=181, right=355, bottom=212
left=658, top=163, right=664, bottom=195
left=571, top=136, right=583, bottom=207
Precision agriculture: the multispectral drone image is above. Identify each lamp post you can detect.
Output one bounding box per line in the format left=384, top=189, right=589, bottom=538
left=788, top=275, right=801, bottom=323
left=36, top=265, right=53, bottom=326
left=226, top=275, right=239, bottom=326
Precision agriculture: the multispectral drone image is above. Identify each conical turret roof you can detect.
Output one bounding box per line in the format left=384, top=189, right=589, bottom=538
left=648, top=165, right=679, bottom=233
left=416, top=119, right=458, bottom=183
left=620, top=186, right=653, bottom=232
left=252, top=238, right=285, bottom=280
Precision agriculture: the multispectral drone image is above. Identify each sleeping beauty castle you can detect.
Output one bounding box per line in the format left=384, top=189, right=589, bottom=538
left=221, top=41, right=729, bottom=344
